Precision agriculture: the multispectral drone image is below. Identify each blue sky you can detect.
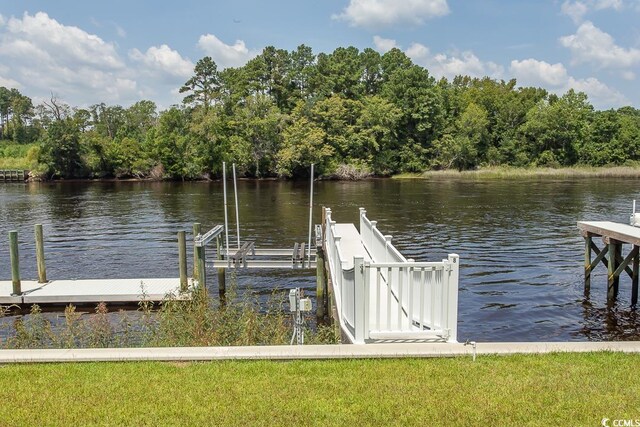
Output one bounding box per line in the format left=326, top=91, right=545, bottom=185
left=0, top=0, right=639, bottom=110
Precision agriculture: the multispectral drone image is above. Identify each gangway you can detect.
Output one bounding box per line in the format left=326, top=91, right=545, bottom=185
left=324, top=208, right=460, bottom=344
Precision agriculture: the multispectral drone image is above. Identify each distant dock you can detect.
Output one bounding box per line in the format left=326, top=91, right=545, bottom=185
left=0, top=170, right=27, bottom=182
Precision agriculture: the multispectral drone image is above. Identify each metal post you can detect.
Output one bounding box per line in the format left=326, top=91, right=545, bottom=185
left=307, top=164, right=314, bottom=264
left=9, top=231, right=21, bottom=295
left=232, top=163, right=240, bottom=249
left=178, top=231, right=188, bottom=292
left=35, top=224, right=47, bottom=283
left=222, top=162, right=230, bottom=266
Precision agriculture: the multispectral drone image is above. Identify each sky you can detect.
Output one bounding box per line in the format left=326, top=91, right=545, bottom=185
left=0, top=0, right=639, bottom=110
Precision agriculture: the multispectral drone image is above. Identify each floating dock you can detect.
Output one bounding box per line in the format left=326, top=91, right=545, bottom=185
left=0, top=278, right=193, bottom=305
left=577, top=220, right=640, bottom=304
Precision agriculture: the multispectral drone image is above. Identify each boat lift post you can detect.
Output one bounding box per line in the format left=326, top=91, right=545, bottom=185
left=307, top=164, right=314, bottom=266
left=233, top=163, right=241, bottom=249
left=223, top=162, right=230, bottom=267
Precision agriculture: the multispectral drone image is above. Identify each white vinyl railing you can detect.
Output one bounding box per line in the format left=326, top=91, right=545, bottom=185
left=325, top=208, right=459, bottom=344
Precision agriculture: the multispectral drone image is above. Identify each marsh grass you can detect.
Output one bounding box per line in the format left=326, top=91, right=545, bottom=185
left=0, top=282, right=338, bottom=349
left=393, top=165, right=640, bottom=180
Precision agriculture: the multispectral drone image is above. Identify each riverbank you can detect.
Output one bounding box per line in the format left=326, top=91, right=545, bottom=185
left=393, top=165, right=640, bottom=180
left=1, top=352, right=637, bottom=425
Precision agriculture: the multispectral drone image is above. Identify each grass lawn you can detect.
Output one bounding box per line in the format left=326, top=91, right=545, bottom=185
left=0, top=352, right=638, bottom=426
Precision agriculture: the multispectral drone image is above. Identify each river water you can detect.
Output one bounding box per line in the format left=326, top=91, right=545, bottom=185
left=1, top=178, right=640, bottom=342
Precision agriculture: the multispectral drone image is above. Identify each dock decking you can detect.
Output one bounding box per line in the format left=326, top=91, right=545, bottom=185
left=0, top=278, right=193, bottom=305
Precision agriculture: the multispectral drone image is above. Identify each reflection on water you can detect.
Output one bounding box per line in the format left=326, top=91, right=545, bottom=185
left=1, top=177, right=640, bottom=342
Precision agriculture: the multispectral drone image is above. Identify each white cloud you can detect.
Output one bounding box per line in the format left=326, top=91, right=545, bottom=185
left=2, top=12, right=123, bottom=70
left=0, top=12, right=148, bottom=105
left=561, top=1, right=589, bottom=23
left=510, top=59, right=569, bottom=87
left=406, top=42, right=503, bottom=79
left=372, top=35, right=398, bottom=53
left=561, top=0, right=625, bottom=23
left=560, top=21, right=640, bottom=69
left=129, top=44, right=193, bottom=79
left=0, top=75, right=21, bottom=89
left=509, top=58, right=628, bottom=108
left=197, top=34, right=259, bottom=68
left=333, top=0, right=449, bottom=28
left=0, top=14, right=5, bottom=27
left=568, top=76, right=628, bottom=107
left=621, top=70, right=636, bottom=80
left=115, top=24, right=126, bottom=38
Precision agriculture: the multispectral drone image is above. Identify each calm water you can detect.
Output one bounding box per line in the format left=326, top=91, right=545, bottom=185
left=1, top=178, right=640, bottom=342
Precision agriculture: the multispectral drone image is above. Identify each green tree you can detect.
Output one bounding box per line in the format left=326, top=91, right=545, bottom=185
left=180, top=56, right=221, bottom=111
left=40, top=118, right=84, bottom=178
left=520, top=89, right=593, bottom=166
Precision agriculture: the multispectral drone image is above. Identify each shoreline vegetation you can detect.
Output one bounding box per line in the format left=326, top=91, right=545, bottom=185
left=1, top=353, right=639, bottom=425
left=0, top=283, right=338, bottom=349
left=4, top=165, right=640, bottom=183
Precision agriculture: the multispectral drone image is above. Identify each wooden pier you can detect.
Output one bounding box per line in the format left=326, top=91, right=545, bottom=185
left=577, top=221, right=640, bottom=305
left=0, top=278, right=193, bottom=305
left=0, top=170, right=27, bottom=182
left=3, top=225, right=196, bottom=306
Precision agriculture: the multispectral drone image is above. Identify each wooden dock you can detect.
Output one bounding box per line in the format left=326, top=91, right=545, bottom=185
left=0, top=170, right=27, bottom=182
left=0, top=278, right=193, bottom=305
left=577, top=221, right=640, bottom=305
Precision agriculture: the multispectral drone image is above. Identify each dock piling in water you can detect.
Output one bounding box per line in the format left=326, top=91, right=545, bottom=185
left=192, top=223, right=201, bottom=281
left=9, top=231, right=21, bottom=295
left=578, top=221, right=640, bottom=305
left=178, top=231, right=187, bottom=292
left=35, top=224, right=47, bottom=283
left=216, top=235, right=226, bottom=304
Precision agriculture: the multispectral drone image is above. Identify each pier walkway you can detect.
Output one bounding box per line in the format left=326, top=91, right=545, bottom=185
left=0, top=278, right=192, bottom=305
left=325, top=208, right=459, bottom=344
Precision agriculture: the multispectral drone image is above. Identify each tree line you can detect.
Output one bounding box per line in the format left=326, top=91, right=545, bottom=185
left=1, top=45, right=639, bottom=179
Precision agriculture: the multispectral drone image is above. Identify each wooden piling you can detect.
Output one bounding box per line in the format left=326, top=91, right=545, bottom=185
left=316, top=207, right=328, bottom=322
left=178, top=231, right=188, bottom=292
left=216, top=235, right=226, bottom=304
left=9, top=231, right=21, bottom=295
left=192, top=223, right=201, bottom=281
left=316, top=248, right=326, bottom=321
left=607, top=242, right=616, bottom=302
left=632, top=245, right=639, bottom=306
left=35, top=224, right=47, bottom=283
left=584, top=235, right=592, bottom=294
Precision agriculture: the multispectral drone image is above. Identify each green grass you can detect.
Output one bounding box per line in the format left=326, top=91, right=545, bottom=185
left=0, top=352, right=638, bottom=426
left=393, top=165, right=640, bottom=180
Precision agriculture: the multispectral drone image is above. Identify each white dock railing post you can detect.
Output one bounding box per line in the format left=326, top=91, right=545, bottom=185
left=447, top=254, right=460, bottom=343
left=354, top=256, right=366, bottom=344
